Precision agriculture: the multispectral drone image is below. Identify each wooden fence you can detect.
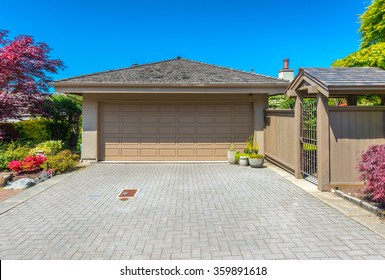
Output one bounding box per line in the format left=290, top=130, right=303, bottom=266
left=264, top=106, right=385, bottom=187
left=329, top=106, right=385, bottom=185
left=264, top=109, right=296, bottom=173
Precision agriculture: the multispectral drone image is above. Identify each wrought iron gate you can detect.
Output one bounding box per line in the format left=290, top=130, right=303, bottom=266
left=301, top=99, right=318, bottom=184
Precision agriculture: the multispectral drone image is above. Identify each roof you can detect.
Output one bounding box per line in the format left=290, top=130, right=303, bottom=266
left=286, top=67, right=385, bottom=97
left=301, top=67, right=385, bottom=87
left=55, top=57, right=288, bottom=86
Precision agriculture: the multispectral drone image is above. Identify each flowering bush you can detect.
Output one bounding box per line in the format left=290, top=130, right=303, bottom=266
left=357, top=144, right=385, bottom=205
left=8, top=154, right=47, bottom=173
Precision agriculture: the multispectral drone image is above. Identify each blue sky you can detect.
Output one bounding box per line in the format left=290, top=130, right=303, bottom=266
left=2, top=0, right=368, bottom=81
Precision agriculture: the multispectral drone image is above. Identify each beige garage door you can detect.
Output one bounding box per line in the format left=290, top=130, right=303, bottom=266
left=99, top=102, right=253, bottom=161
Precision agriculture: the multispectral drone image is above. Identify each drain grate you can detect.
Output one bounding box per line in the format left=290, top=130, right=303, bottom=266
left=117, top=189, right=139, bottom=201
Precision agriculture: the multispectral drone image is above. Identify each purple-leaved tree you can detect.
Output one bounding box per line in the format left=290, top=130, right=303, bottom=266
left=0, top=30, right=65, bottom=121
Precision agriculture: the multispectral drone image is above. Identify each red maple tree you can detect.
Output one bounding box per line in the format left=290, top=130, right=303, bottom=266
left=0, top=30, right=65, bottom=121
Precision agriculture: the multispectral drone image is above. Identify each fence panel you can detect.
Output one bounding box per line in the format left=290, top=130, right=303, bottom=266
left=329, top=107, right=385, bottom=185
left=264, top=109, right=296, bottom=173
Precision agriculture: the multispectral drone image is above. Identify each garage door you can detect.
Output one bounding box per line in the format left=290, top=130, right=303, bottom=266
left=99, top=102, right=253, bottom=161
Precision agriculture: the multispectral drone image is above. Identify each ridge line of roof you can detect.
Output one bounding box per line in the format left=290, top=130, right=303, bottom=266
left=56, top=58, right=180, bottom=82
left=180, top=58, right=288, bottom=82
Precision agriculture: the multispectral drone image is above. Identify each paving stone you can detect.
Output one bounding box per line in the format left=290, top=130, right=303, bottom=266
left=0, top=163, right=384, bottom=260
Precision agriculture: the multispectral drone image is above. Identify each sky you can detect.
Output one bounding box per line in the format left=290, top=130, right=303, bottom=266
left=2, top=0, right=369, bottom=82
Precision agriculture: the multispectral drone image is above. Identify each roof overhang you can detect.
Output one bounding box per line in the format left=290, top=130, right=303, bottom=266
left=53, top=82, right=289, bottom=95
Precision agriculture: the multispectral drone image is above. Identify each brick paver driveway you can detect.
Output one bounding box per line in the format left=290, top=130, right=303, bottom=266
left=1, top=163, right=385, bottom=260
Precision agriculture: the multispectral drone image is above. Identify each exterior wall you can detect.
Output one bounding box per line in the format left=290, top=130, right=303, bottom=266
left=264, top=109, right=296, bottom=172
left=329, top=106, right=385, bottom=185
left=81, top=92, right=268, bottom=161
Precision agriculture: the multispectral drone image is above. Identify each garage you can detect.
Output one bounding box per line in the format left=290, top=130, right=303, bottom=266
left=99, top=102, right=253, bottom=161
left=53, top=57, right=289, bottom=162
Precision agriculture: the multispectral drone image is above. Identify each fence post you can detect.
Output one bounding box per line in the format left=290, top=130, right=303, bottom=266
left=294, top=92, right=303, bottom=179
left=317, top=93, right=330, bottom=191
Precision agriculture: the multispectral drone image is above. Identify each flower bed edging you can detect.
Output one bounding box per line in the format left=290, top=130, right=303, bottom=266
left=332, top=189, right=385, bottom=217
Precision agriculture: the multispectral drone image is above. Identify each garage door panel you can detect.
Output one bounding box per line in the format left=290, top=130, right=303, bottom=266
left=160, top=104, right=177, bottom=112
left=234, top=115, right=250, bottom=123
left=102, top=126, right=120, bottom=134
left=122, top=104, right=139, bottom=112
left=179, top=126, right=195, bottom=134
left=160, top=115, right=176, bottom=123
left=121, top=137, right=139, bottom=145
left=215, top=115, right=232, bottom=123
left=121, top=148, right=139, bottom=156
left=140, top=149, right=157, bottom=157
left=141, top=126, right=158, bottom=134
left=159, top=149, right=177, bottom=157
left=122, top=115, right=139, bottom=123
left=121, top=126, right=139, bottom=134
left=159, top=126, right=176, bottom=134
left=215, top=104, right=232, bottom=112
left=196, top=127, right=213, bottom=134
left=105, top=148, right=120, bottom=157
left=196, top=115, right=213, bottom=123
left=178, top=104, right=195, bottom=112
left=103, top=104, right=120, bottom=112
left=141, top=105, right=158, bottom=112
left=100, top=102, right=253, bottom=161
left=234, top=104, right=251, bottom=112
left=141, top=115, right=158, bottom=123
left=178, top=149, right=194, bottom=157
left=179, top=116, right=195, bottom=123
left=197, top=104, right=214, bottom=112
left=196, top=148, right=213, bottom=156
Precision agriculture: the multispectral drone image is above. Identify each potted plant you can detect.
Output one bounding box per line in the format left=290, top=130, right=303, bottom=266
left=238, top=155, right=249, bottom=166
left=249, top=154, right=264, bottom=168
left=227, top=143, right=239, bottom=164
left=244, top=135, right=259, bottom=155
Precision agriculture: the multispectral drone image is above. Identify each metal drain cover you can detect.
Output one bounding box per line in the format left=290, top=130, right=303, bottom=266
left=117, top=189, right=139, bottom=200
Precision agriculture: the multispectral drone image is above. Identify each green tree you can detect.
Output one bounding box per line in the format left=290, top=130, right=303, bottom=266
left=43, top=94, right=82, bottom=146
left=332, top=0, right=385, bottom=105
left=333, top=0, right=385, bottom=69
left=359, top=0, right=385, bottom=48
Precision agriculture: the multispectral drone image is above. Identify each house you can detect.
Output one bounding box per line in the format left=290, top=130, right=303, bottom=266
left=53, top=57, right=289, bottom=162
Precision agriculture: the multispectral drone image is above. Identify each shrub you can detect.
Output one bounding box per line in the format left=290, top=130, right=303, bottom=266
left=45, top=150, right=79, bottom=174
left=357, top=144, right=385, bottom=205
left=0, top=142, right=33, bottom=170
left=8, top=154, right=46, bottom=173
left=30, top=140, right=64, bottom=156
left=13, top=118, right=51, bottom=143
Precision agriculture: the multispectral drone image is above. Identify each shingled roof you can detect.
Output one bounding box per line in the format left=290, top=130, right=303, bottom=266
left=55, top=58, right=288, bottom=85
left=301, top=67, right=385, bottom=87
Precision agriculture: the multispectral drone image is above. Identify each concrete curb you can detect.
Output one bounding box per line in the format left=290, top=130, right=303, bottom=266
left=332, top=189, right=385, bottom=217
left=0, top=164, right=90, bottom=215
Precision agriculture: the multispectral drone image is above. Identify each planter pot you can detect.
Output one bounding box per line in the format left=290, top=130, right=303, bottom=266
left=249, top=157, right=264, bottom=168
left=227, top=150, right=238, bottom=164
left=239, top=156, right=249, bottom=166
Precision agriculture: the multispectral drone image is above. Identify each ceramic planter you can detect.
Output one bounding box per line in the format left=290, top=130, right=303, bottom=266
left=249, top=157, right=264, bottom=168
left=239, top=156, right=249, bottom=166
left=227, top=150, right=238, bottom=164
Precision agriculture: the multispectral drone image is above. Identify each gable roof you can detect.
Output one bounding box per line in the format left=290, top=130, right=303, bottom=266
left=54, top=57, right=288, bottom=86
left=287, top=67, right=385, bottom=97
left=301, top=67, right=385, bottom=87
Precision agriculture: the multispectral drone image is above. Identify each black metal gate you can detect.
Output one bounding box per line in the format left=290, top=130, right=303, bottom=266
left=301, top=99, right=318, bottom=184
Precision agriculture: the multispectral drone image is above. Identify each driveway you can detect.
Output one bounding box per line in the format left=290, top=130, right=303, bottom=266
left=0, top=163, right=385, bottom=260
